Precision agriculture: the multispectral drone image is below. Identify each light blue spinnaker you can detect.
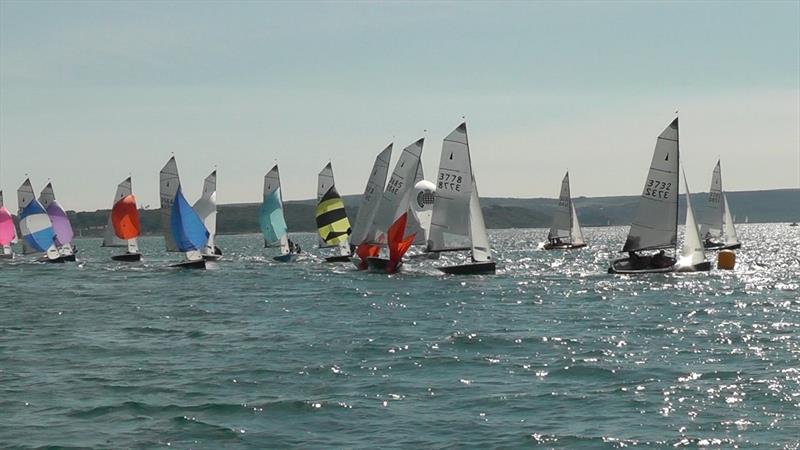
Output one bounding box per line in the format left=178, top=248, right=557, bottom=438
left=20, top=200, right=56, bottom=252
left=260, top=187, right=288, bottom=246
left=170, top=186, right=209, bottom=253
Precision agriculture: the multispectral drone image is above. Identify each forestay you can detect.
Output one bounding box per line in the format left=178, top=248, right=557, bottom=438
left=547, top=172, right=573, bottom=242
left=350, top=144, right=392, bottom=246
left=159, top=157, right=180, bottom=252
left=623, top=118, right=679, bottom=252
left=194, top=170, right=218, bottom=255
left=700, top=160, right=723, bottom=240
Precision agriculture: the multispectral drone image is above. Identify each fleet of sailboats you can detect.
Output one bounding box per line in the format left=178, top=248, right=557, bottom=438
left=608, top=118, right=711, bottom=274
left=0, top=119, right=750, bottom=275
left=543, top=171, right=586, bottom=250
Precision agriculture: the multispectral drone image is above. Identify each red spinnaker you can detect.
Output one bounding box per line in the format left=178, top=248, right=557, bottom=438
left=387, top=212, right=415, bottom=273
left=111, top=195, right=141, bottom=240
left=355, top=243, right=380, bottom=270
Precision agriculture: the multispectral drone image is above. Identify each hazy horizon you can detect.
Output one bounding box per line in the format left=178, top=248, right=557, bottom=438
left=1, top=1, right=798, bottom=212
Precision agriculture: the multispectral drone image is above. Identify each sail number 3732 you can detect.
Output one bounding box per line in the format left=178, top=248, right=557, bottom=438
left=645, top=179, right=671, bottom=199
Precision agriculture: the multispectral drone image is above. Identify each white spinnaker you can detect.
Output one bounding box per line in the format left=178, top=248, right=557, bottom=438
left=194, top=170, right=218, bottom=254
left=350, top=144, right=392, bottom=245
left=722, top=193, right=740, bottom=246
left=160, top=157, right=180, bottom=252
left=623, top=118, right=679, bottom=252
left=103, top=177, right=132, bottom=248
left=263, top=165, right=290, bottom=253
left=370, top=138, right=423, bottom=244
left=570, top=202, right=585, bottom=245
left=407, top=160, right=427, bottom=245
left=316, top=163, right=336, bottom=248
left=679, top=170, right=705, bottom=267
left=428, top=123, right=473, bottom=251
left=700, top=160, right=723, bottom=239
left=548, top=172, right=572, bottom=241
left=469, top=179, right=492, bottom=262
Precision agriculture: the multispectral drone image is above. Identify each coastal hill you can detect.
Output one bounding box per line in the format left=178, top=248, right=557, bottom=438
left=68, top=188, right=798, bottom=237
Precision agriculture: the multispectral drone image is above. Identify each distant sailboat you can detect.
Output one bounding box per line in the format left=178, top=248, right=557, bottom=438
left=315, top=163, right=353, bottom=262
left=609, top=118, right=711, bottom=274
left=699, top=160, right=740, bottom=250
left=365, top=138, right=424, bottom=273
left=543, top=171, right=586, bottom=250
left=194, top=170, right=222, bottom=261
left=350, top=144, right=392, bottom=270
left=0, top=190, right=16, bottom=259
left=261, top=164, right=297, bottom=262
left=39, top=182, right=76, bottom=261
left=17, top=178, right=62, bottom=263
left=102, top=177, right=142, bottom=261
left=426, top=122, right=495, bottom=274
left=160, top=157, right=209, bottom=269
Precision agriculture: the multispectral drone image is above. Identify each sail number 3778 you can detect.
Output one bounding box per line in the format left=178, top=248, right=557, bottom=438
left=438, top=173, right=463, bottom=192
left=645, top=179, right=671, bottom=199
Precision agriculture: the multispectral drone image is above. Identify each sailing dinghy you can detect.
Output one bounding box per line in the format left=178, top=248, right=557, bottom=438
left=543, top=171, right=586, bottom=250
left=261, top=164, right=298, bottom=262
left=17, top=179, right=63, bottom=263
left=102, top=177, right=142, bottom=261
left=365, top=139, right=424, bottom=274
left=39, top=183, right=76, bottom=261
left=0, top=190, right=17, bottom=260
left=316, top=163, right=353, bottom=262
left=350, top=144, right=392, bottom=270
left=426, top=122, right=495, bottom=275
left=699, top=160, right=741, bottom=250
left=160, top=157, right=210, bottom=269
left=195, top=170, right=223, bottom=261
left=608, top=118, right=711, bottom=274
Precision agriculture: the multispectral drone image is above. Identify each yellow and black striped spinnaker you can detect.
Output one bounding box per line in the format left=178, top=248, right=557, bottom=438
left=316, top=186, right=351, bottom=245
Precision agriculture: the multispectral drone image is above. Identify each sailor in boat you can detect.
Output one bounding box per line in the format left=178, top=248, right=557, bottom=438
left=550, top=237, right=563, bottom=246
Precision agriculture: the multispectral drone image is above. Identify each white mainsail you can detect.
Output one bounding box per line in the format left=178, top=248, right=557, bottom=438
left=370, top=138, right=423, bottom=244
left=350, top=144, right=392, bottom=246
left=700, top=160, right=723, bottom=240
left=623, top=118, right=680, bottom=252
left=428, top=124, right=473, bottom=251
left=194, top=170, right=218, bottom=255
left=102, top=177, right=138, bottom=253
left=547, top=172, right=573, bottom=242
left=160, top=157, right=180, bottom=252
left=407, top=160, right=427, bottom=245
left=721, top=193, right=740, bottom=246
left=570, top=202, right=585, bottom=246
left=469, top=179, right=492, bottom=262
left=678, top=170, right=705, bottom=268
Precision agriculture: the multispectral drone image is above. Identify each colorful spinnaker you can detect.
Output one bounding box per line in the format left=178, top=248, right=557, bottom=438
left=0, top=190, right=16, bottom=258
left=315, top=162, right=351, bottom=259
left=260, top=164, right=292, bottom=259
left=103, top=177, right=141, bottom=259
left=39, top=182, right=75, bottom=258
left=17, top=178, right=60, bottom=260
left=160, top=157, right=208, bottom=267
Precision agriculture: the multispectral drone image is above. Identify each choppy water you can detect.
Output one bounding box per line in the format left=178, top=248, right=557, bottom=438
left=1, top=224, right=799, bottom=449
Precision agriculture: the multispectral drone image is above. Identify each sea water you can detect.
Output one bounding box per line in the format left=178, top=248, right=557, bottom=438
left=1, top=224, right=798, bottom=448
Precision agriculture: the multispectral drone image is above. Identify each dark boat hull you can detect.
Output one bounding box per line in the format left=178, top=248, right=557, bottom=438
left=111, top=252, right=142, bottom=262
left=61, top=254, right=76, bottom=262
left=39, top=256, right=66, bottom=264
left=366, top=257, right=402, bottom=274
left=704, top=242, right=741, bottom=251
left=438, top=261, right=496, bottom=275
left=273, top=253, right=298, bottom=263
left=0, top=253, right=14, bottom=260
left=202, top=253, right=223, bottom=262
left=324, top=255, right=352, bottom=263
left=169, top=259, right=206, bottom=269
left=608, top=257, right=711, bottom=274
left=544, top=243, right=587, bottom=250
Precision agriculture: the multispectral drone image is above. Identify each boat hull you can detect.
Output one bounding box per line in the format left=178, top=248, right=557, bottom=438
left=169, top=259, right=206, bottom=269
left=543, top=242, right=587, bottom=250
left=439, top=261, right=496, bottom=275
left=112, top=252, right=142, bottom=262
left=407, top=252, right=440, bottom=260
left=39, top=256, right=66, bottom=264
left=62, top=254, right=76, bottom=262
left=0, top=253, right=14, bottom=260
left=366, top=257, right=402, bottom=274
left=324, top=255, right=352, bottom=263
left=608, top=257, right=711, bottom=274
left=273, top=253, right=298, bottom=263
left=202, top=253, right=223, bottom=262
left=704, top=242, right=741, bottom=251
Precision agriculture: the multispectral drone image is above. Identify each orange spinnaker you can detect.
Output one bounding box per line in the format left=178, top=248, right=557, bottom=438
left=356, top=243, right=380, bottom=270
left=111, top=195, right=141, bottom=240
left=387, top=212, right=415, bottom=273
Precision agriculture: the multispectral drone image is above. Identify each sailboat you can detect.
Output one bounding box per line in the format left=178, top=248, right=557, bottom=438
left=608, top=118, right=711, bottom=274
left=261, top=164, right=297, bottom=262
left=365, top=138, right=424, bottom=273
left=195, top=170, right=223, bottom=261
left=699, top=160, right=741, bottom=250
left=160, top=157, right=210, bottom=269
left=350, top=144, right=392, bottom=270
left=426, top=122, right=496, bottom=275
left=39, top=182, right=76, bottom=262
left=102, top=177, right=142, bottom=261
left=315, top=163, right=353, bottom=262
left=17, top=178, right=63, bottom=263
left=543, top=171, right=586, bottom=250
left=0, top=190, right=16, bottom=260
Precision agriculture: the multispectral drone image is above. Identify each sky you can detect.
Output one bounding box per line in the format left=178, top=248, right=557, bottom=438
left=1, top=0, right=798, bottom=212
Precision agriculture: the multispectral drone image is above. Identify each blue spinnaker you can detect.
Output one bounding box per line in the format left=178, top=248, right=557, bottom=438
left=170, top=186, right=209, bottom=252
left=259, top=187, right=287, bottom=245
left=20, top=200, right=55, bottom=252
